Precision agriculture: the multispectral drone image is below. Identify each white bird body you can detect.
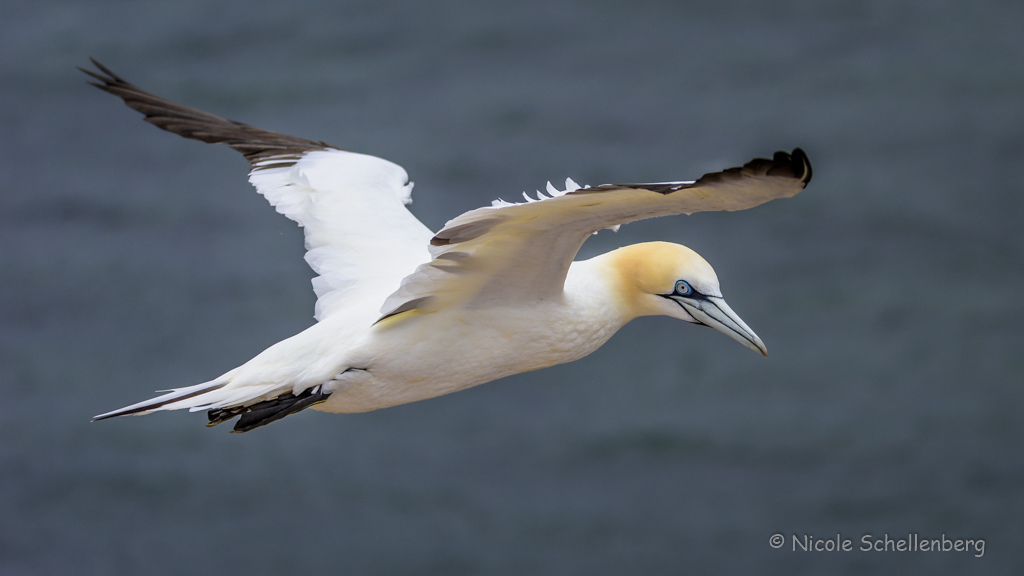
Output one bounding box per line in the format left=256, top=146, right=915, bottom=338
left=187, top=253, right=626, bottom=415
left=82, top=60, right=812, bottom=432
left=318, top=256, right=628, bottom=413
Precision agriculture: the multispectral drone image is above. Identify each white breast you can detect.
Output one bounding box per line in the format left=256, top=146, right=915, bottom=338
left=315, top=258, right=628, bottom=413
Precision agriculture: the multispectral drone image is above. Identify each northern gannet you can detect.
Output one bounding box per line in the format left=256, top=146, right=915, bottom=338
left=83, top=60, right=812, bottom=433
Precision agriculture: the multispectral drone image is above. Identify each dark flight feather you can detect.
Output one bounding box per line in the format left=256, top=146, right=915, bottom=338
left=80, top=58, right=331, bottom=169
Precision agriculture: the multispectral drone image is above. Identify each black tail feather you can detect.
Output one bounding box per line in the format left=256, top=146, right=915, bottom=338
left=206, top=386, right=331, bottom=433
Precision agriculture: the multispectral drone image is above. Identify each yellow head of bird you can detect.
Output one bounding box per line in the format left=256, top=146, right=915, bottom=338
left=604, top=241, right=767, bottom=357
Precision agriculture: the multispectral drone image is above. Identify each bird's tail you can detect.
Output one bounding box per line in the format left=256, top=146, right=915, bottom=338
left=93, top=378, right=330, bottom=433
left=92, top=380, right=233, bottom=420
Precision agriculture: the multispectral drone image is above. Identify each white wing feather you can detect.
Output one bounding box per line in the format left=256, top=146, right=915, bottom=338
left=84, top=62, right=438, bottom=422
left=81, top=62, right=433, bottom=323
left=249, top=150, right=433, bottom=320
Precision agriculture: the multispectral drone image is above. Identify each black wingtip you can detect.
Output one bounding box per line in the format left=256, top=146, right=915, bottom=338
left=790, top=147, right=812, bottom=186
left=79, top=60, right=117, bottom=89
left=78, top=59, right=332, bottom=167
left=87, top=57, right=123, bottom=82
left=78, top=68, right=102, bottom=82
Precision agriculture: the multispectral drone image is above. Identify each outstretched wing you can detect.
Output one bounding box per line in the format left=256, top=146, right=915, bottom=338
left=380, top=149, right=811, bottom=319
left=82, top=60, right=433, bottom=320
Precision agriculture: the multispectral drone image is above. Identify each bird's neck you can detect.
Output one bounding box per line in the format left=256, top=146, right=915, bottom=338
left=564, top=251, right=642, bottom=330
left=565, top=246, right=669, bottom=325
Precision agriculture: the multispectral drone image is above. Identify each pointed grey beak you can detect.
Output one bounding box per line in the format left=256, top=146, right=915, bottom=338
left=675, top=296, right=767, bottom=357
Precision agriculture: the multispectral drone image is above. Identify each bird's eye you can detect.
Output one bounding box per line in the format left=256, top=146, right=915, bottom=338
left=675, top=280, right=692, bottom=296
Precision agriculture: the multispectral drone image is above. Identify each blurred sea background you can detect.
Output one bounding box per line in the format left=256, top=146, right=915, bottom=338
left=1, top=0, right=1022, bottom=574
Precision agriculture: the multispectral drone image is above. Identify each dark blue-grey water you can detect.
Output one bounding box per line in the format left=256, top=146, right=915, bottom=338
left=2, top=1, right=1022, bottom=574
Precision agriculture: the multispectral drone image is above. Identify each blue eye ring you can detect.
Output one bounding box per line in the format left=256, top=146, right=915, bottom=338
left=674, top=280, right=693, bottom=296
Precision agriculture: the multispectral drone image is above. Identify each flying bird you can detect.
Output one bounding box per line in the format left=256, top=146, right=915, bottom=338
left=82, top=59, right=812, bottom=433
